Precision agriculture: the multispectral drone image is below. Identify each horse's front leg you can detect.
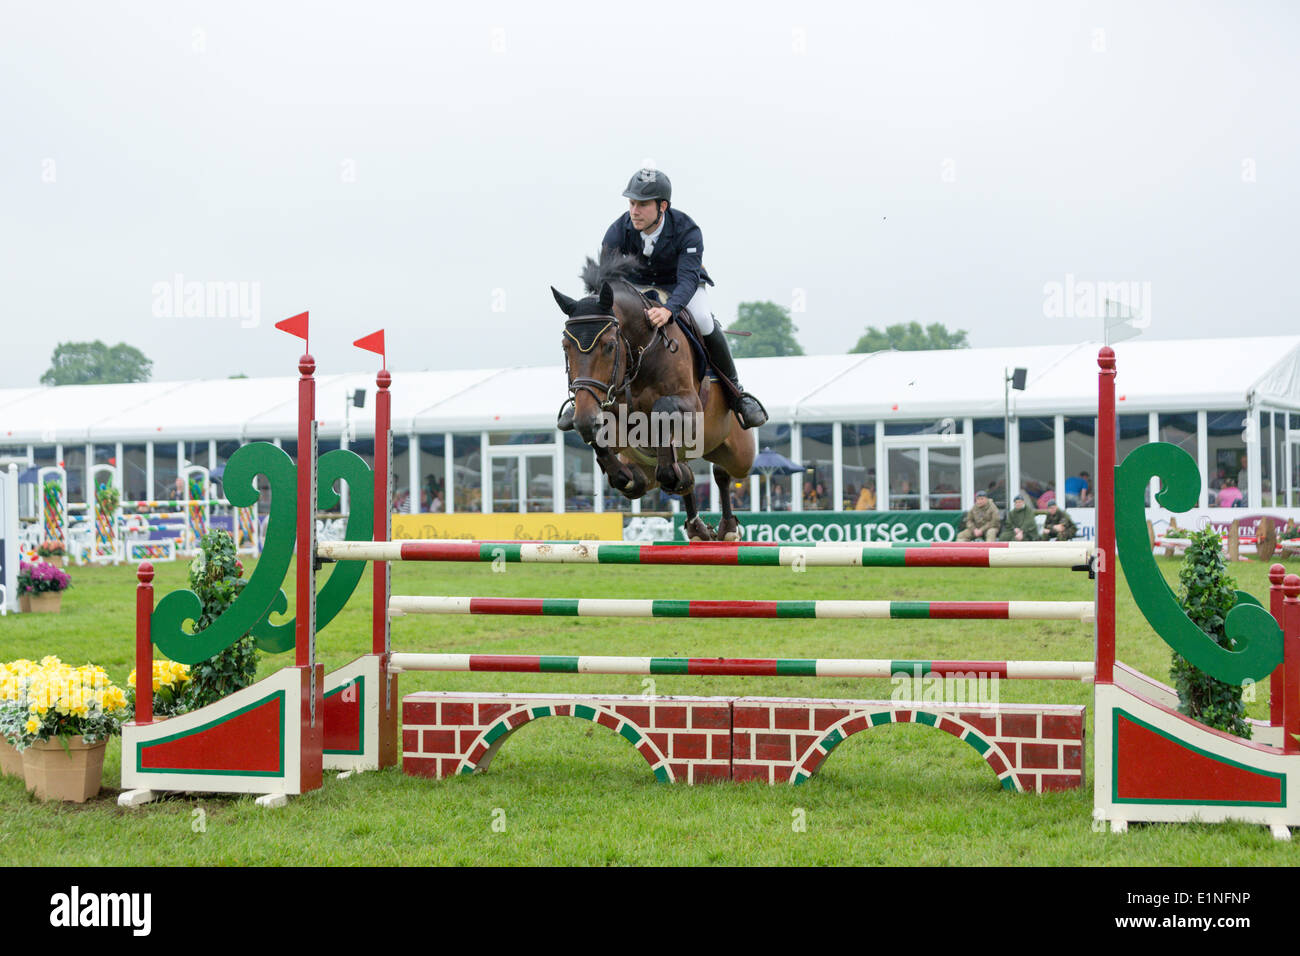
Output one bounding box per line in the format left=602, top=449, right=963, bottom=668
left=649, top=395, right=713, bottom=540
left=594, top=445, right=647, bottom=499
left=651, top=395, right=696, bottom=495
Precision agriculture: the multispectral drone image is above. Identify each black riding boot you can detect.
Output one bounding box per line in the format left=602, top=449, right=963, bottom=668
left=702, top=326, right=768, bottom=429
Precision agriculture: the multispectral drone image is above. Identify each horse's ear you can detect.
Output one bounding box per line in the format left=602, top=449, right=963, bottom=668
left=551, top=286, right=577, bottom=316
left=598, top=282, right=614, bottom=311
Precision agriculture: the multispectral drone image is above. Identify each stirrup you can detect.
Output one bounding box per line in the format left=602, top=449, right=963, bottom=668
left=557, top=398, right=576, bottom=431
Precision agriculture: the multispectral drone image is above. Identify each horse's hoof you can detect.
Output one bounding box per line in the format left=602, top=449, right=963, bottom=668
left=717, top=517, right=740, bottom=541
left=685, top=518, right=717, bottom=542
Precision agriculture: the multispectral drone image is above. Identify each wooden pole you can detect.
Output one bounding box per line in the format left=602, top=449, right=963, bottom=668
left=134, top=562, right=154, bottom=724
left=1095, top=347, right=1117, bottom=684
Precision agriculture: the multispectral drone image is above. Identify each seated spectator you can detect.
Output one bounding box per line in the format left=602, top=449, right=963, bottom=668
left=998, top=494, right=1039, bottom=542
left=855, top=482, right=876, bottom=511
left=956, top=491, right=1000, bottom=541
left=1064, top=471, right=1090, bottom=500
left=1077, top=486, right=1093, bottom=507
left=1215, top=478, right=1242, bottom=508
left=1041, top=502, right=1077, bottom=541
left=1037, top=487, right=1056, bottom=509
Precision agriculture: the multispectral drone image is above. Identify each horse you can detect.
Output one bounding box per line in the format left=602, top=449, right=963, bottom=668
left=551, top=251, right=756, bottom=541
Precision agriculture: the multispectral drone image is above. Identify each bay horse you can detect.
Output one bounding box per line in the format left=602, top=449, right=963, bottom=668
left=552, top=252, right=755, bottom=540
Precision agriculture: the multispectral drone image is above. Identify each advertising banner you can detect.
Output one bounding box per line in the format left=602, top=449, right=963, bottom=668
left=670, top=511, right=963, bottom=543
left=393, top=512, right=623, bottom=541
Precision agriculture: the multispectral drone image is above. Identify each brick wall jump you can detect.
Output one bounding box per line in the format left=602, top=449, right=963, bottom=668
left=402, top=691, right=1085, bottom=792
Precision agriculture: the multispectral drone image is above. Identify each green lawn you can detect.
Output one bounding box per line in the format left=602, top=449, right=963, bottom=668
left=1, top=553, right=1296, bottom=866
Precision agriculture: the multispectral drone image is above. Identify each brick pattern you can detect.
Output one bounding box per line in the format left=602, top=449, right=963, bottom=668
left=402, top=692, right=734, bottom=783
left=403, top=691, right=1085, bottom=791
left=732, top=697, right=1085, bottom=792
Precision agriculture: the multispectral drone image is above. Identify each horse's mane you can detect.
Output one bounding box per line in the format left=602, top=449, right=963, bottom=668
left=581, top=248, right=641, bottom=295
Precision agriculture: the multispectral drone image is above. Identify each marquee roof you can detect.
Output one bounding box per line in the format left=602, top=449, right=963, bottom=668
left=2, top=335, right=1297, bottom=445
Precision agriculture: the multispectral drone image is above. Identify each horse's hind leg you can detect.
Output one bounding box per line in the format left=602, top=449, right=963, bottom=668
left=714, top=464, right=741, bottom=541
left=681, top=481, right=716, bottom=541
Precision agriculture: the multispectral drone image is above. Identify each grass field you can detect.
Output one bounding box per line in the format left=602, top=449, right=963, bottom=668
left=2, top=553, right=1296, bottom=866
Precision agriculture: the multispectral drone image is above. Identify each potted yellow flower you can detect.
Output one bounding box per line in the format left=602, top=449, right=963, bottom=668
left=9, top=656, right=129, bottom=802
left=0, top=659, right=40, bottom=778
left=126, top=659, right=193, bottom=718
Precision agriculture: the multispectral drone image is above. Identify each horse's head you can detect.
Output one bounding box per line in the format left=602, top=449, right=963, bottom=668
left=553, top=281, right=622, bottom=442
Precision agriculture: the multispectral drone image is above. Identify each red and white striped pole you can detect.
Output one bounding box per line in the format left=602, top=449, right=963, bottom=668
left=134, top=562, right=154, bottom=724
left=1095, top=347, right=1117, bottom=684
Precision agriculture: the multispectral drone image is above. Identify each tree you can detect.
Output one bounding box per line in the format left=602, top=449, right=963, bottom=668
left=40, top=341, right=153, bottom=386
left=850, top=321, right=969, bottom=353
left=728, top=302, right=805, bottom=358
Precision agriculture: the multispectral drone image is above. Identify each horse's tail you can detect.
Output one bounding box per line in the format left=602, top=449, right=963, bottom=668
left=581, top=248, right=641, bottom=294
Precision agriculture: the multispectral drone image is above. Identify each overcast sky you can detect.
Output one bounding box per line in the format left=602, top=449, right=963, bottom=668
left=2, top=0, right=1297, bottom=387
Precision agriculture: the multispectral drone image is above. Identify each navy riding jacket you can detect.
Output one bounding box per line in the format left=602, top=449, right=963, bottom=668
left=601, top=208, right=714, bottom=316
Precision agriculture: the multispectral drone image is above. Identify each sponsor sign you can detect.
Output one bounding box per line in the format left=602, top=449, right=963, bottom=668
left=393, top=512, right=623, bottom=541
left=671, top=511, right=962, bottom=543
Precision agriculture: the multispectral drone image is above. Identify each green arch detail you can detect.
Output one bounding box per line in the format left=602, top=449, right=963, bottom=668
left=793, top=709, right=1016, bottom=791
left=152, top=442, right=297, bottom=665
left=1115, top=442, right=1282, bottom=684
left=251, top=449, right=373, bottom=652
left=459, top=705, right=671, bottom=783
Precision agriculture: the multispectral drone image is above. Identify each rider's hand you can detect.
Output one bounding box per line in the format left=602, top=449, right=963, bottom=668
left=647, top=306, right=672, bottom=328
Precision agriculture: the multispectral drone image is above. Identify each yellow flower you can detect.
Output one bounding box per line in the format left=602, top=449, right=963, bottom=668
left=24, top=717, right=39, bottom=734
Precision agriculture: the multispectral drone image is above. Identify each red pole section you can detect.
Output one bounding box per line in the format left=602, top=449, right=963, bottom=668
left=373, top=368, right=391, bottom=657
left=296, top=355, right=315, bottom=669
left=1283, top=574, right=1300, bottom=755
left=1095, top=347, right=1116, bottom=684
left=1269, top=563, right=1286, bottom=728
left=135, top=562, right=154, bottom=724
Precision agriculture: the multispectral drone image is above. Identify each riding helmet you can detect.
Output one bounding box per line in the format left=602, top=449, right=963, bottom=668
left=622, top=168, right=671, bottom=202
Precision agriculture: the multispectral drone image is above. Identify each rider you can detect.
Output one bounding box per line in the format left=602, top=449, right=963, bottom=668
left=557, top=168, right=768, bottom=431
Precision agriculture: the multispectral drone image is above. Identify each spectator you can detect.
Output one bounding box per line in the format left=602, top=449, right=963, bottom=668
left=1216, top=478, right=1242, bottom=508
left=1064, top=471, right=1090, bottom=505
left=956, top=491, right=1000, bottom=541
left=1041, top=501, right=1077, bottom=541
left=855, top=481, right=877, bottom=511
left=1036, top=487, right=1056, bottom=509
left=999, top=493, right=1039, bottom=541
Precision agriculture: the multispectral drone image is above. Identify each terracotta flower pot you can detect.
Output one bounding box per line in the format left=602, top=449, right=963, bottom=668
left=0, top=739, right=24, bottom=778
left=27, top=592, right=62, bottom=614
left=21, top=736, right=108, bottom=803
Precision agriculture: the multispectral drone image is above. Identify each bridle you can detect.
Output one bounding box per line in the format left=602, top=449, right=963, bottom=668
left=563, top=284, right=677, bottom=411
left=563, top=314, right=638, bottom=410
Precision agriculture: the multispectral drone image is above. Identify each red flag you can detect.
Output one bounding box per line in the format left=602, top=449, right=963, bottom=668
left=353, top=330, right=385, bottom=366
left=276, top=311, right=310, bottom=347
